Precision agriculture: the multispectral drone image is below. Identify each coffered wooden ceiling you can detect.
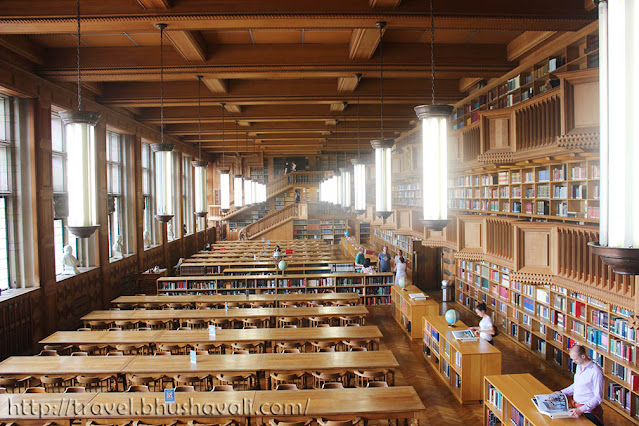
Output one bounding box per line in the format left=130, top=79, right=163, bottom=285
left=0, top=0, right=596, bottom=156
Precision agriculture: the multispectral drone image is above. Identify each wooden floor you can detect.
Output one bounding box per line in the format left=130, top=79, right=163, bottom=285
left=370, top=291, right=628, bottom=426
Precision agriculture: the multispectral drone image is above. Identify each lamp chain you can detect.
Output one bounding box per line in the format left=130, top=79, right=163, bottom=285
left=221, top=103, right=225, bottom=167
left=160, top=25, right=165, bottom=144
left=378, top=22, right=385, bottom=140
left=197, top=76, right=202, bottom=159
left=76, top=0, right=81, bottom=111
left=430, top=0, right=436, bottom=105
left=356, top=74, right=361, bottom=161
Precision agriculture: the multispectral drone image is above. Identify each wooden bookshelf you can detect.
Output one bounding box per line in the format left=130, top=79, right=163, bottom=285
left=484, top=374, right=591, bottom=426
left=393, top=181, right=422, bottom=209
left=423, top=315, right=501, bottom=404
left=371, top=227, right=419, bottom=270
left=358, top=222, right=371, bottom=245
left=390, top=285, right=439, bottom=338
left=457, top=259, right=639, bottom=423
left=293, top=219, right=347, bottom=245
left=449, top=158, right=600, bottom=223
left=158, top=272, right=394, bottom=306
left=452, top=28, right=598, bottom=130
left=229, top=204, right=270, bottom=232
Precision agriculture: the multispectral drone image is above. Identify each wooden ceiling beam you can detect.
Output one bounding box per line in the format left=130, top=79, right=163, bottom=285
left=164, top=30, right=207, bottom=61
left=369, top=0, right=402, bottom=7
left=349, top=28, right=384, bottom=60
left=0, top=34, right=43, bottom=64
left=166, top=122, right=406, bottom=134
left=136, top=0, right=171, bottom=10
left=458, top=77, right=483, bottom=93
left=225, top=104, right=241, bottom=113
left=506, top=31, right=559, bottom=62
left=337, top=75, right=361, bottom=92
left=202, top=77, right=228, bottom=94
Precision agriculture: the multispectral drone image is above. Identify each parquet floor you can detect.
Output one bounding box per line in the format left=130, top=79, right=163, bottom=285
left=369, top=291, right=629, bottom=425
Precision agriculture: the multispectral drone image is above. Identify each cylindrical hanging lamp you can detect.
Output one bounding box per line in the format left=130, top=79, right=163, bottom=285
left=219, top=103, right=230, bottom=212
left=61, top=0, right=101, bottom=238
left=193, top=75, right=208, bottom=218
left=340, top=167, right=352, bottom=209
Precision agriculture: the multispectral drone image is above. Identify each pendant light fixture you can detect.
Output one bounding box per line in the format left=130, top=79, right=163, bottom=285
left=60, top=0, right=101, bottom=238
left=351, top=73, right=366, bottom=214
left=371, top=22, right=394, bottom=219
left=243, top=132, right=253, bottom=206
left=218, top=103, right=231, bottom=212
left=588, top=0, right=639, bottom=275
left=340, top=102, right=352, bottom=209
left=153, top=23, right=175, bottom=223
left=233, top=120, right=243, bottom=209
left=415, top=0, right=454, bottom=232
left=193, top=75, right=208, bottom=219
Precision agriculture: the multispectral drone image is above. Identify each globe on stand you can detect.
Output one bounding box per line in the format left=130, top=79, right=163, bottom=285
left=445, top=309, right=460, bottom=328
left=278, top=260, right=288, bottom=271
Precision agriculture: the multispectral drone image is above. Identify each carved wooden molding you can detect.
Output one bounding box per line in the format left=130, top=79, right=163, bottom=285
left=557, top=132, right=599, bottom=149
left=510, top=271, right=553, bottom=285
left=454, top=250, right=484, bottom=262
left=478, top=149, right=514, bottom=164
left=483, top=253, right=515, bottom=271
left=554, top=275, right=633, bottom=312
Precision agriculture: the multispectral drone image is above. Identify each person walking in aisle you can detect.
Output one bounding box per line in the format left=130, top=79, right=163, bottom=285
left=469, top=302, right=495, bottom=345
left=556, top=345, right=604, bottom=425
left=394, top=256, right=407, bottom=287
left=378, top=246, right=391, bottom=272
left=394, top=249, right=403, bottom=270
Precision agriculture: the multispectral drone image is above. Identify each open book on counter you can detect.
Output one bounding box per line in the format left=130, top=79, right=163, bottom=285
left=531, top=392, right=571, bottom=418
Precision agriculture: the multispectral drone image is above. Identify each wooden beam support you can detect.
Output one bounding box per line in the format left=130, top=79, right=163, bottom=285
left=164, top=30, right=207, bottom=62
left=337, top=75, right=361, bottom=92
left=507, top=31, right=557, bottom=62
left=0, top=35, right=43, bottom=64
left=202, top=77, right=228, bottom=94
left=369, top=0, right=402, bottom=7
left=225, top=104, right=241, bottom=113
left=349, top=28, right=384, bottom=60
left=136, top=0, right=171, bottom=9
left=330, top=102, right=348, bottom=112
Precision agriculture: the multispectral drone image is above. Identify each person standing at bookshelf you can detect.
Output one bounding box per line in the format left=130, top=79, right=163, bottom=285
left=378, top=246, right=391, bottom=272
left=469, top=302, right=495, bottom=345
left=556, top=345, right=604, bottom=425
left=394, top=249, right=403, bottom=270
left=394, top=256, right=407, bottom=287
left=355, top=247, right=366, bottom=269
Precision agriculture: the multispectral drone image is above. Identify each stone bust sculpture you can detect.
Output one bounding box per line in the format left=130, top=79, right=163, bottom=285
left=62, top=244, right=80, bottom=275
left=112, top=235, right=124, bottom=258
left=143, top=231, right=152, bottom=249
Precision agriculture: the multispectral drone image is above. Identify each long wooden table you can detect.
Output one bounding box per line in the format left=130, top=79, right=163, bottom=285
left=0, top=351, right=398, bottom=383
left=81, top=306, right=368, bottom=326
left=0, top=387, right=424, bottom=424
left=111, top=292, right=360, bottom=307
left=40, top=326, right=383, bottom=350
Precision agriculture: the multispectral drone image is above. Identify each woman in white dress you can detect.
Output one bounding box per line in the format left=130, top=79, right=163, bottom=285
left=394, top=256, right=407, bottom=287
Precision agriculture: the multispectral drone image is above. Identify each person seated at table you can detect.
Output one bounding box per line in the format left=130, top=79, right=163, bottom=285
left=355, top=247, right=366, bottom=269
left=273, top=245, right=283, bottom=261
left=204, top=243, right=212, bottom=252
left=360, top=258, right=374, bottom=274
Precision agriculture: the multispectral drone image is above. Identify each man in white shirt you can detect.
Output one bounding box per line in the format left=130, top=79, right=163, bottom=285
left=558, top=344, right=604, bottom=425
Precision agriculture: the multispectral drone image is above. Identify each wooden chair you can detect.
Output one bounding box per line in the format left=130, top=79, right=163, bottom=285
left=353, top=370, right=391, bottom=387
left=126, top=385, right=150, bottom=392
left=241, top=318, right=269, bottom=328
left=185, top=319, right=209, bottom=329
left=25, top=387, right=46, bottom=393
left=317, top=324, right=331, bottom=328
left=210, top=319, right=232, bottom=330
left=308, top=316, right=330, bottom=327
left=269, top=372, right=305, bottom=390
left=366, top=381, right=388, bottom=387
left=77, top=345, right=104, bottom=355
left=128, top=375, right=164, bottom=392
left=163, top=302, right=190, bottom=310
left=310, top=372, right=347, bottom=389
left=115, top=344, right=149, bottom=355
left=77, top=327, right=92, bottom=331
left=342, top=339, right=373, bottom=351
left=212, top=385, right=235, bottom=392
left=87, top=321, right=111, bottom=330
left=195, top=302, right=217, bottom=309
left=310, top=341, right=338, bottom=352
left=276, top=317, right=301, bottom=328
left=43, top=344, right=73, bottom=355
left=155, top=350, right=172, bottom=356
left=175, top=385, right=195, bottom=392
left=75, top=375, right=117, bottom=392
left=279, top=301, right=298, bottom=308
left=157, top=343, right=187, bottom=355
left=275, top=341, right=303, bottom=353
left=349, top=347, right=367, bottom=352
left=107, top=351, right=124, bottom=356
left=276, top=384, right=299, bottom=390
left=71, top=351, right=88, bottom=356
left=250, top=301, right=273, bottom=308
left=114, top=320, right=138, bottom=330
left=40, top=375, right=74, bottom=392
left=339, top=316, right=365, bottom=327
left=173, top=375, right=209, bottom=392
left=195, top=343, right=224, bottom=355
left=318, top=347, right=335, bottom=352
left=229, top=342, right=263, bottom=354
left=243, top=325, right=258, bottom=329
left=37, top=349, right=59, bottom=356
left=281, top=348, right=301, bottom=354
left=321, top=382, right=344, bottom=389
left=64, top=386, right=87, bottom=393
left=138, top=327, right=152, bottom=331
left=0, top=376, right=30, bottom=393
left=145, top=319, right=173, bottom=330
left=214, top=373, right=256, bottom=391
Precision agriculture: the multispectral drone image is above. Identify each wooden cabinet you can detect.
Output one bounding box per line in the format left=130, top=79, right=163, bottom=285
left=484, top=374, right=591, bottom=426
left=423, top=315, right=501, bottom=404
left=390, top=285, right=439, bottom=338
left=136, top=268, right=167, bottom=295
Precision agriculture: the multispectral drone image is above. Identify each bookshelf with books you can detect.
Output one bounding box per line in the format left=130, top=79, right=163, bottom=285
left=393, top=181, right=422, bottom=209
left=449, top=158, right=600, bottom=224
left=358, top=222, right=371, bottom=245
left=228, top=204, right=270, bottom=232
left=452, top=26, right=598, bottom=130
left=158, top=272, right=394, bottom=305
left=390, top=285, right=439, bottom=339
left=456, top=257, right=639, bottom=423
left=422, top=315, right=501, bottom=404
left=293, top=219, right=347, bottom=245
left=275, top=191, right=295, bottom=210
left=372, top=227, right=419, bottom=270
left=484, top=374, right=591, bottom=426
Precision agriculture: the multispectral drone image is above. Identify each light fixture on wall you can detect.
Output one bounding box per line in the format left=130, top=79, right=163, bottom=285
left=218, top=103, right=230, bottom=212
left=152, top=23, right=175, bottom=224
left=340, top=103, right=352, bottom=209
left=351, top=73, right=366, bottom=214
left=415, top=0, right=454, bottom=232
left=233, top=120, right=243, bottom=209
left=60, top=0, right=101, bottom=238
left=193, top=75, right=208, bottom=219
left=588, top=0, right=639, bottom=275
left=371, top=21, right=394, bottom=219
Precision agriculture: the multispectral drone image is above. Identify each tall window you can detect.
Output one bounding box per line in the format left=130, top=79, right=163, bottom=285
left=182, top=155, right=193, bottom=234
left=168, top=151, right=181, bottom=242
left=142, top=141, right=156, bottom=248
left=0, top=97, right=10, bottom=289
left=107, top=130, right=132, bottom=259
left=51, top=112, right=79, bottom=275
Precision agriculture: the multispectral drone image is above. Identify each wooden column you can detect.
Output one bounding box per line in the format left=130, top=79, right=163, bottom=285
left=133, top=134, right=145, bottom=274
left=31, top=95, right=56, bottom=338
left=95, top=118, right=109, bottom=306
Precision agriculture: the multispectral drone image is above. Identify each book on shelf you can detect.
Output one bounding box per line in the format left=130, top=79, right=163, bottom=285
left=531, top=393, right=571, bottom=419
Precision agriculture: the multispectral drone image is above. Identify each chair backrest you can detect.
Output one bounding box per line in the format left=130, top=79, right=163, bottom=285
left=276, top=384, right=299, bottom=391
left=321, top=382, right=344, bottom=389
left=175, top=385, right=196, bottom=392
left=282, top=348, right=301, bottom=353
left=25, top=387, right=46, bottom=393
left=126, top=385, right=150, bottom=392
left=71, top=351, right=89, bottom=356
left=212, top=385, right=235, bottom=392
left=349, top=347, right=367, bottom=351
left=107, top=351, right=124, bottom=356
left=155, top=351, right=172, bottom=356
left=38, top=350, right=58, bottom=356
left=366, top=381, right=388, bottom=387
left=77, top=327, right=92, bottom=331
left=232, top=350, right=249, bottom=355
left=65, top=386, right=87, bottom=393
